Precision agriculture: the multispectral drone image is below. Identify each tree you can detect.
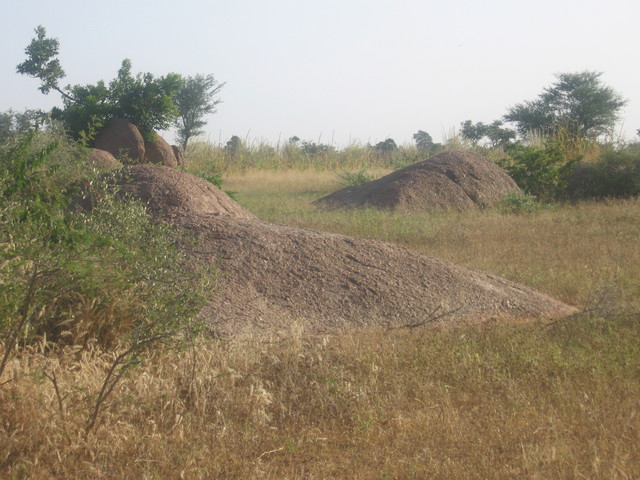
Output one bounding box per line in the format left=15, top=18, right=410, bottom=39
left=460, top=120, right=515, bottom=147
left=174, top=74, right=225, bottom=151
left=16, top=25, right=71, bottom=101
left=17, top=26, right=186, bottom=140
left=504, top=71, right=627, bottom=138
left=374, top=138, right=397, bottom=155
left=497, top=139, right=580, bottom=199
left=413, top=130, right=435, bottom=153
left=0, top=109, right=47, bottom=141
left=108, top=59, right=182, bottom=138
left=224, top=135, right=244, bottom=156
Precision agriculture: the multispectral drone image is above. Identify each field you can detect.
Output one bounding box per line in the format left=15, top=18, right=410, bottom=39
left=1, top=167, right=639, bottom=479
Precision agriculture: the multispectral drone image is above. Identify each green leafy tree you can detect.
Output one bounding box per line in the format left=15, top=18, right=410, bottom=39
left=16, top=25, right=72, bottom=101
left=17, top=26, right=184, bottom=140
left=174, top=74, right=225, bottom=151
left=108, top=59, right=182, bottom=138
left=504, top=71, right=627, bottom=138
left=0, top=109, right=48, bottom=141
left=413, top=130, right=435, bottom=153
left=374, top=138, right=397, bottom=155
left=460, top=120, right=516, bottom=147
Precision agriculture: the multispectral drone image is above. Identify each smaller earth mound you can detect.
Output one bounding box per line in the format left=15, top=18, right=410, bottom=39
left=315, top=150, right=520, bottom=212
left=112, top=164, right=256, bottom=221
left=86, top=148, right=122, bottom=170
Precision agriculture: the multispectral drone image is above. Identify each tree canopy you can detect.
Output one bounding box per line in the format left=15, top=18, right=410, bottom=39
left=413, top=130, right=435, bottom=153
left=17, top=26, right=222, bottom=143
left=504, top=71, right=627, bottom=138
left=459, top=120, right=515, bottom=147
left=174, top=74, right=225, bottom=150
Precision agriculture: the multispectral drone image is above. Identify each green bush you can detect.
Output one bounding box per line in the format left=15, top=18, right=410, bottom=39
left=566, top=144, right=640, bottom=199
left=499, top=139, right=580, bottom=199
left=0, top=130, right=213, bottom=376
left=498, top=191, right=541, bottom=214
left=337, top=168, right=376, bottom=188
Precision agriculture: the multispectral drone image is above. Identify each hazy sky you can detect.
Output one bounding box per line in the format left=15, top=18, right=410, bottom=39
left=2, top=0, right=639, bottom=147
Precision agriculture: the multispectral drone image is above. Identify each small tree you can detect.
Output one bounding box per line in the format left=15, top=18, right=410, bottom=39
left=174, top=74, right=225, bottom=151
left=0, top=109, right=47, bottom=142
left=224, top=135, right=244, bottom=157
left=413, top=130, right=435, bottom=153
left=17, top=26, right=187, bottom=140
left=16, top=25, right=70, bottom=101
left=504, top=71, right=627, bottom=139
left=374, top=138, right=397, bottom=155
left=460, top=120, right=516, bottom=147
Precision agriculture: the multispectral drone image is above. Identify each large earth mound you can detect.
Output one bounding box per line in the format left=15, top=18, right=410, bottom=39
left=115, top=165, right=574, bottom=336
left=315, top=150, right=520, bottom=212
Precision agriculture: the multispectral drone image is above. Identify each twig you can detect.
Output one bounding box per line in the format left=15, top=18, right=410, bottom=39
left=84, top=333, right=173, bottom=439
left=257, top=447, right=284, bottom=460
left=388, top=304, right=464, bottom=330
left=44, top=370, right=66, bottom=421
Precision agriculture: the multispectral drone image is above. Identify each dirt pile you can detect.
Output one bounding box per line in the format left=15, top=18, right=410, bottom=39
left=115, top=165, right=574, bottom=336
left=111, top=164, right=256, bottom=221
left=315, top=150, right=520, bottom=212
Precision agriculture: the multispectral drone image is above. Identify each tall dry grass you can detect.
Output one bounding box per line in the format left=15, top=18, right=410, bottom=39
left=2, top=314, right=639, bottom=479
left=185, top=139, right=416, bottom=174
left=2, top=168, right=639, bottom=479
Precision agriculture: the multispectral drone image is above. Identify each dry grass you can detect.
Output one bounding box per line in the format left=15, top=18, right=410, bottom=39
left=2, top=168, right=639, bottom=479
left=2, top=316, right=639, bottom=479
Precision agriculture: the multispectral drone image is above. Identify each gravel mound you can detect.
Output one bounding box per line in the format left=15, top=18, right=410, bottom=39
left=116, top=165, right=575, bottom=336
left=315, top=150, right=520, bottom=212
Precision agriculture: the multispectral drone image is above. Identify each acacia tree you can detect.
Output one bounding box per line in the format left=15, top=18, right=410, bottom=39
left=459, top=120, right=516, bottom=147
left=173, top=74, right=225, bottom=151
left=504, top=71, right=627, bottom=138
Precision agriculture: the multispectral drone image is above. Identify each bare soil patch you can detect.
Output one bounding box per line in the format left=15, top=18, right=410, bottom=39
left=315, top=150, right=520, bottom=212
left=117, top=165, right=575, bottom=336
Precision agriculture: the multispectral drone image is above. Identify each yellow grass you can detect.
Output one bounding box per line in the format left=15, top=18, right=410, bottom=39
left=2, top=317, right=639, bottom=479
left=2, top=168, right=639, bottom=479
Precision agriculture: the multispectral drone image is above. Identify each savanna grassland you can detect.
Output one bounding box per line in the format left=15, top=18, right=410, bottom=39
left=2, top=161, right=640, bottom=479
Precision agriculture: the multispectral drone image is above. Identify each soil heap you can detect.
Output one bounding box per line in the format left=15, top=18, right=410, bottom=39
left=315, top=150, right=520, bottom=212
left=115, top=165, right=575, bottom=336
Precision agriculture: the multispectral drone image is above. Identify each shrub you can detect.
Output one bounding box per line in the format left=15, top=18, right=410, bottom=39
left=499, top=137, right=581, bottom=199
left=498, top=191, right=541, bottom=214
left=0, top=130, right=213, bottom=378
left=337, top=168, right=376, bottom=187
left=566, top=143, right=640, bottom=199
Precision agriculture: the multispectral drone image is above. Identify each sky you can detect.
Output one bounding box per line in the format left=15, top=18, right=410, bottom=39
left=1, top=0, right=639, bottom=148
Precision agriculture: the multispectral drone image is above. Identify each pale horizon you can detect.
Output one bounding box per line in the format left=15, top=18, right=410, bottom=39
left=2, top=0, right=639, bottom=148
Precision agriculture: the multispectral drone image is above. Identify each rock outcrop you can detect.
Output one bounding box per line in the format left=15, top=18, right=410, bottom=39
left=93, top=118, right=146, bottom=164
